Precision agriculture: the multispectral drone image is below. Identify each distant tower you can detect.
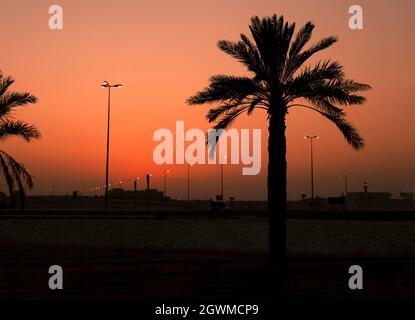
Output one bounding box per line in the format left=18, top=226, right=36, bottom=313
left=363, top=182, right=368, bottom=193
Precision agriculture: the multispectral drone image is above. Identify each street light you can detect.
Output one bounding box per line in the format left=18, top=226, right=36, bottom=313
left=164, top=169, right=170, bottom=198
left=304, top=135, right=319, bottom=200
left=146, top=174, right=152, bottom=190
left=187, top=164, right=193, bottom=201
left=134, top=177, right=139, bottom=211
left=220, top=156, right=227, bottom=200
left=101, top=81, right=123, bottom=212
left=146, top=174, right=152, bottom=206
left=341, top=175, right=348, bottom=196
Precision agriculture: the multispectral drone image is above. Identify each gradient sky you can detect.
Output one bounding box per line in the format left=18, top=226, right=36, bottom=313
left=0, top=0, right=414, bottom=200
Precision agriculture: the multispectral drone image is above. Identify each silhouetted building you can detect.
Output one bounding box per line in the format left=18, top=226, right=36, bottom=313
left=108, top=188, right=164, bottom=201
left=344, top=192, right=415, bottom=210
left=328, top=196, right=345, bottom=205
left=290, top=186, right=415, bottom=211
left=346, top=192, right=391, bottom=209
left=400, top=192, right=414, bottom=201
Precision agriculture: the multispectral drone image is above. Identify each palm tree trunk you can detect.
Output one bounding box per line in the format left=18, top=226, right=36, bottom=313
left=267, top=110, right=287, bottom=268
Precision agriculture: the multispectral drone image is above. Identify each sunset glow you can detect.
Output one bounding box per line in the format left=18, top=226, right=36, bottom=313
left=1, top=0, right=414, bottom=200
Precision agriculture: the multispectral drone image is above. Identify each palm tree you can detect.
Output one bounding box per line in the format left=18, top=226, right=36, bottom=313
left=187, top=15, right=370, bottom=268
left=0, top=71, right=41, bottom=210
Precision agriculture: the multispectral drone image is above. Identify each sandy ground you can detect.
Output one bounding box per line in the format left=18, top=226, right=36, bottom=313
left=1, top=217, right=415, bottom=257
left=1, top=216, right=415, bottom=300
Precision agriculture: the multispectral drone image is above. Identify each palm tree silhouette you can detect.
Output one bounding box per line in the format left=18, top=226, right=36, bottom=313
left=0, top=71, right=41, bottom=210
left=187, top=15, right=370, bottom=267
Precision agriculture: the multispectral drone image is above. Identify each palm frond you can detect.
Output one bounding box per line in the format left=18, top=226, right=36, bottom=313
left=302, top=79, right=371, bottom=106
left=0, top=120, right=41, bottom=142
left=0, top=150, right=34, bottom=189
left=285, top=60, right=345, bottom=103
left=206, top=102, right=245, bottom=123
left=293, top=60, right=344, bottom=84
left=217, top=39, right=267, bottom=81
left=324, top=113, right=364, bottom=149
left=0, top=71, right=39, bottom=204
left=187, top=75, right=265, bottom=105
left=0, top=73, right=38, bottom=118
left=288, top=22, right=314, bottom=60
left=0, top=151, right=16, bottom=193
left=248, top=15, right=295, bottom=84
left=186, top=14, right=370, bottom=153
left=0, top=91, right=37, bottom=108
left=306, top=99, right=345, bottom=116
left=0, top=74, right=14, bottom=97
left=247, top=97, right=264, bottom=115
left=285, top=36, right=338, bottom=79
left=212, top=106, right=249, bottom=131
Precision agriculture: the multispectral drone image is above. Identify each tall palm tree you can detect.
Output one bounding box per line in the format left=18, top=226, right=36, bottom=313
left=0, top=71, right=41, bottom=210
left=187, top=15, right=370, bottom=267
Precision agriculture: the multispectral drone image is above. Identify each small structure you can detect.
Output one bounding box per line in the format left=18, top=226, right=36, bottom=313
left=108, top=188, right=164, bottom=202
left=208, top=197, right=229, bottom=217
left=345, top=183, right=390, bottom=209
left=400, top=192, right=414, bottom=201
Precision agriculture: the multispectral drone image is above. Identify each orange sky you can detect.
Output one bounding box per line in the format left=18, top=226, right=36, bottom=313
left=0, top=0, right=414, bottom=200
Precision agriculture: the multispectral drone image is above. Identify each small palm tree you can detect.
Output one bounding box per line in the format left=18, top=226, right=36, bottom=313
left=0, top=71, right=41, bottom=210
left=187, top=15, right=370, bottom=267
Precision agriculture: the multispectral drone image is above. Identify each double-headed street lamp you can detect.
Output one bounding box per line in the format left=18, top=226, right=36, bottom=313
left=101, top=81, right=123, bottom=212
left=304, top=135, right=319, bottom=200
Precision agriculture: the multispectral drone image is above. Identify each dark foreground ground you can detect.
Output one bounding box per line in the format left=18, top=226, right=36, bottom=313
left=1, top=210, right=415, bottom=300
left=1, top=245, right=415, bottom=300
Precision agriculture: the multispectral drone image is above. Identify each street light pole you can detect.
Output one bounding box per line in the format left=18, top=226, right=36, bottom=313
left=220, top=156, right=227, bottom=200
left=220, top=164, right=224, bottom=199
left=146, top=174, right=151, bottom=206
left=341, top=175, right=348, bottom=195
left=101, top=81, right=122, bottom=213
left=134, top=177, right=139, bottom=212
left=164, top=170, right=170, bottom=199
left=187, top=164, right=193, bottom=201
left=304, top=136, right=319, bottom=200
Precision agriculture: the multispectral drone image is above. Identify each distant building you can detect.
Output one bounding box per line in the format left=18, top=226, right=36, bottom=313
left=108, top=188, right=164, bottom=201
left=291, top=183, right=415, bottom=211
left=328, top=196, right=345, bottom=205
left=344, top=185, right=415, bottom=210
left=400, top=192, right=414, bottom=201
left=346, top=192, right=391, bottom=209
